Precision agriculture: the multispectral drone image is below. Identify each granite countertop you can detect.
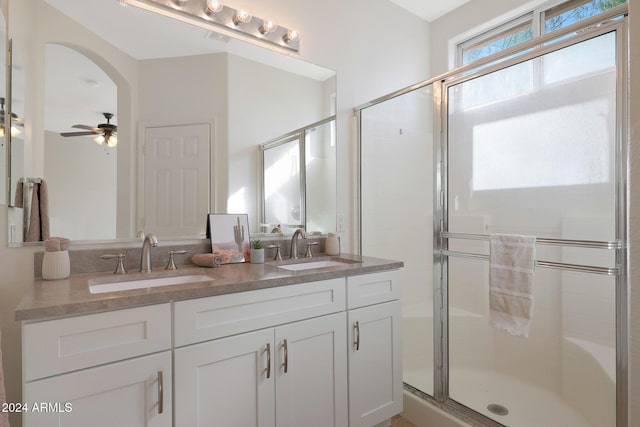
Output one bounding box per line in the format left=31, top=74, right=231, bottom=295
left=15, top=254, right=403, bottom=322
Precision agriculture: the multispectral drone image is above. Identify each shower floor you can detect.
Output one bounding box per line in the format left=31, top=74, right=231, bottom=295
left=404, top=368, right=589, bottom=427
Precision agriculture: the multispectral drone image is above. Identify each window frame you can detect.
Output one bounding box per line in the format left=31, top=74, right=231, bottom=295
left=455, top=0, right=626, bottom=68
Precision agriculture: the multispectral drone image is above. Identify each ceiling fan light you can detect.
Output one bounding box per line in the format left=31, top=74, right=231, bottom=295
left=0, top=125, right=5, bottom=138
left=107, top=135, right=118, bottom=148
left=10, top=126, right=21, bottom=137
left=94, top=135, right=105, bottom=145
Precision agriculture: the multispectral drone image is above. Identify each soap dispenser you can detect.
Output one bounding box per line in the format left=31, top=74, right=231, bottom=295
left=326, top=233, right=340, bottom=256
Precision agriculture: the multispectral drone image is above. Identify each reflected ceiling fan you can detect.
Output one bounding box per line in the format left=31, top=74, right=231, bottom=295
left=61, top=112, right=118, bottom=147
left=0, top=97, right=24, bottom=138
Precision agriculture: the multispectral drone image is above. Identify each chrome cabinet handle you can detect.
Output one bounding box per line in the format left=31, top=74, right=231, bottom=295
left=157, top=371, right=164, bottom=414
left=354, top=321, right=360, bottom=351
left=266, top=343, right=271, bottom=379
left=283, top=339, right=289, bottom=373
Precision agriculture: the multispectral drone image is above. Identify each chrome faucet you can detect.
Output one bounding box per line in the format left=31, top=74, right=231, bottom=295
left=289, top=228, right=306, bottom=259
left=140, top=233, right=158, bottom=272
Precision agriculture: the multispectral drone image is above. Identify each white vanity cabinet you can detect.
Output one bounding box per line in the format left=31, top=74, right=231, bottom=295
left=174, top=313, right=347, bottom=427
left=173, top=278, right=348, bottom=427
left=22, top=304, right=172, bottom=427
left=20, top=268, right=402, bottom=427
left=346, top=270, right=403, bottom=427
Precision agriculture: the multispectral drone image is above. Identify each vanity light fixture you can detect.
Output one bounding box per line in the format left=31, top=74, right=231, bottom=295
left=204, top=0, right=223, bottom=15
left=233, top=10, right=251, bottom=26
left=125, top=0, right=300, bottom=51
left=259, top=20, right=277, bottom=35
left=282, top=29, right=299, bottom=44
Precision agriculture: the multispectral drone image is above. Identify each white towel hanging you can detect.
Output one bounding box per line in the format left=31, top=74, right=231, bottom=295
left=489, top=234, right=536, bottom=338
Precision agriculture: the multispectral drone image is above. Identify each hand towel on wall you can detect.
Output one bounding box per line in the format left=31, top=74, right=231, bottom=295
left=13, top=181, right=23, bottom=208
left=489, top=234, right=536, bottom=338
left=26, top=180, right=50, bottom=242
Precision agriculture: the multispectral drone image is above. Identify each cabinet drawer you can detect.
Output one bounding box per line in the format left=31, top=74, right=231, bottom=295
left=347, top=270, right=401, bottom=309
left=174, top=278, right=346, bottom=346
left=23, top=304, right=171, bottom=382
left=23, top=351, right=172, bottom=427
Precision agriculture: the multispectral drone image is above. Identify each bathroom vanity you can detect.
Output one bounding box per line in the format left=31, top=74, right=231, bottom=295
left=16, top=254, right=403, bottom=427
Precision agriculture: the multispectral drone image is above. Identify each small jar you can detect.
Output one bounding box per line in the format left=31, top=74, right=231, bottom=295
left=326, top=233, right=340, bottom=256
left=42, top=250, right=70, bottom=280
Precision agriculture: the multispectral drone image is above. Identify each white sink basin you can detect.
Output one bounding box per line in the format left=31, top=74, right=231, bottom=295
left=277, top=260, right=352, bottom=271
left=89, top=274, right=213, bottom=294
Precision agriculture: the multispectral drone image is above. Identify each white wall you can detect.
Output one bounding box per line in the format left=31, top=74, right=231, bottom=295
left=227, top=54, right=330, bottom=230
left=44, top=131, right=117, bottom=240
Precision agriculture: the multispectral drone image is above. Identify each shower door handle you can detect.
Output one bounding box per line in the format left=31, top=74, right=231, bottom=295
left=354, top=321, right=360, bottom=351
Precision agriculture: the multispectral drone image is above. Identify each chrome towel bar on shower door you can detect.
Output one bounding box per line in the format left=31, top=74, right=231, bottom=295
left=439, top=232, right=623, bottom=276
left=439, top=232, right=624, bottom=249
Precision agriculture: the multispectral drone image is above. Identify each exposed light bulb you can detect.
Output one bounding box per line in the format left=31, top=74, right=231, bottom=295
left=0, top=125, right=5, bottom=138
left=10, top=126, right=21, bottom=137
left=205, top=0, right=223, bottom=15
left=259, top=20, right=277, bottom=35
left=94, top=135, right=105, bottom=145
left=283, top=29, right=299, bottom=43
left=233, top=10, right=252, bottom=26
left=107, top=135, right=118, bottom=148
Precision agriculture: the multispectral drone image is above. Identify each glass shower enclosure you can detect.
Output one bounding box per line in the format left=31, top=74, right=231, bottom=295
left=359, top=11, right=627, bottom=427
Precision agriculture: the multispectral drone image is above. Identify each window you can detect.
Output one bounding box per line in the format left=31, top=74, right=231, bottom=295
left=459, top=15, right=533, bottom=66
left=543, top=0, right=626, bottom=33
left=456, top=0, right=626, bottom=67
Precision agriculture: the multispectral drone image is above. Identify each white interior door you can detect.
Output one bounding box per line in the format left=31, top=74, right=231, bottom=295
left=143, top=124, right=210, bottom=237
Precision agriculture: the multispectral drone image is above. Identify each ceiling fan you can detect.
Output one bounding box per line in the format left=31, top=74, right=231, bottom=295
left=0, top=97, right=24, bottom=138
left=61, top=112, right=118, bottom=147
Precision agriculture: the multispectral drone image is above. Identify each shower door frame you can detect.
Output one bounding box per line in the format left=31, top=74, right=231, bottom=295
left=435, top=17, right=628, bottom=427
left=356, top=4, right=629, bottom=427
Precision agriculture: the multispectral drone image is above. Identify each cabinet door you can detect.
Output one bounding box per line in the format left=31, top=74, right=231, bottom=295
left=348, top=301, right=402, bottom=427
left=275, top=312, right=348, bottom=427
left=174, top=328, right=275, bottom=427
left=23, top=351, right=171, bottom=427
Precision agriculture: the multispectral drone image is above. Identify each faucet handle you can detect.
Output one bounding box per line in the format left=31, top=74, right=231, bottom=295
left=101, top=254, right=127, bottom=275
left=267, top=244, right=282, bottom=261
left=166, top=250, right=188, bottom=270
left=305, top=242, right=319, bottom=258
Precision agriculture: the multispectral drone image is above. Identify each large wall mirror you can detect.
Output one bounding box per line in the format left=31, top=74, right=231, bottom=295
left=0, top=4, right=7, bottom=207
left=6, top=0, right=336, bottom=245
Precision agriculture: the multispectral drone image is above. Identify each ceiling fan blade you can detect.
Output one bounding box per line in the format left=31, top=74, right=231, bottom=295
left=60, top=131, right=100, bottom=137
left=72, top=124, right=99, bottom=131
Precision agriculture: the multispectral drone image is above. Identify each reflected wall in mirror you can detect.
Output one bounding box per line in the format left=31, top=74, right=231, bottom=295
left=7, top=0, right=336, bottom=244
left=261, top=116, right=336, bottom=234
